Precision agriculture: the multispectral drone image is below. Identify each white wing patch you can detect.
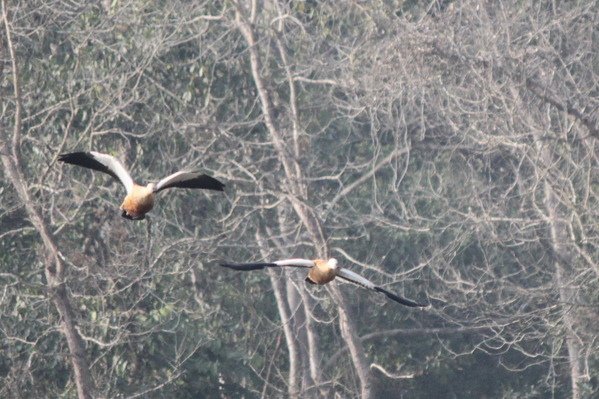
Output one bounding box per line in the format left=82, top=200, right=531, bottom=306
left=336, top=268, right=376, bottom=289
left=155, top=171, right=193, bottom=192
left=273, top=258, right=315, bottom=268
left=90, top=151, right=134, bottom=194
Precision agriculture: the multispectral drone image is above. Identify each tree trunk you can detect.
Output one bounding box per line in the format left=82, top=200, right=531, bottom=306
left=297, top=287, right=327, bottom=397
left=1, top=2, right=95, bottom=397
left=0, top=147, right=95, bottom=399
left=286, top=278, right=316, bottom=396
left=273, top=207, right=325, bottom=397
left=537, top=138, right=583, bottom=399
left=542, top=178, right=583, bottom=399
left=256, top=232, right=300, bottom=399
left=234, top=5, right=374, bottom=397
left=330, top=285, right=373, bottom=398
left=269, top=272, right=302, bottom=399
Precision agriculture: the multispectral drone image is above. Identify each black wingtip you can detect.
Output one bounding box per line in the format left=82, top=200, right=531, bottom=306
left=212, top=180, right=226, bottom=191
left=58, top=151, right=120, bottom=181
left=219, top=262, right=276, bottom=271
left=58, top=151, right=89, bottom=163
left=166, top=174, right=225, bottom=192
left=374, top=287, right=428, bottom=308
left=195, top=175, right=225, bottom=191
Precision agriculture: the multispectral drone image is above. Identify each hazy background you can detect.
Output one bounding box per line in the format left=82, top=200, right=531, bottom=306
left=1, top=1, right=597, bottom=398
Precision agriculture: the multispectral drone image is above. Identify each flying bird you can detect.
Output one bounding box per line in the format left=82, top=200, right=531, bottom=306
left=59, top=151, right=225, bottom=220
left=220, top=258, right=427, bottom=307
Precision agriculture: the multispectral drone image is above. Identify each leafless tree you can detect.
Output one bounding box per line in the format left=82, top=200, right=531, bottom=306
left=1, top=0, right=597, bottom=398
left=330, top=1, right=599, bottom=397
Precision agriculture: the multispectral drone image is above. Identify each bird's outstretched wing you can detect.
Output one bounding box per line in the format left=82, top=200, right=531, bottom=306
left=372, top=287, right=427, bottom=307
left=155, top=171, right=225, bottom=192
left=220, top=258, right=315, bottom=271
left=59, top=151, right=134, bottom=193
left=220, top=262, right=278, bottom=271
left=336, top=268, right=427, bottom=308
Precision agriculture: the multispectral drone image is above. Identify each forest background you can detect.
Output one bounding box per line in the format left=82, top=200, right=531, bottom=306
left=1, top=0, right=598, bottom=398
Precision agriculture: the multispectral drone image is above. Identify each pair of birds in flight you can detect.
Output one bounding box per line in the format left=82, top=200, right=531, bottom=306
left=59, top=151, right=427, bottom=308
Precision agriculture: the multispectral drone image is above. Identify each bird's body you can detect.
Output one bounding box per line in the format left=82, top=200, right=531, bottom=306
left=120, top=184, right=155, bottom=220
left=220, top=257, right=427, bottom=307
left=306, top=259, right=337, bottom=285
left=59, top=151, right=224, bottom=220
